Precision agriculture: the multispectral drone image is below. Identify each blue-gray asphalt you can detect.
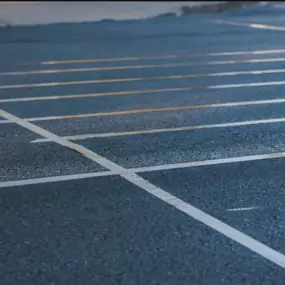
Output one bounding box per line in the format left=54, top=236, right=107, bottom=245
left=2, top=5, right=285, bottom=285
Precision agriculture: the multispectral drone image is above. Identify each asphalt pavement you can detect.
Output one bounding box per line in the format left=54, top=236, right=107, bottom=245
left=2, top=5, right=285, bottom=285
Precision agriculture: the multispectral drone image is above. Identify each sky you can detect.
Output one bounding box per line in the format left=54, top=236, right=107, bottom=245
left=0, top=2, right=222, bottom=26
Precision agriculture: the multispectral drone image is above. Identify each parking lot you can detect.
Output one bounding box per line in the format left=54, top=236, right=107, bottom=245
left=2, top=7, right=285, bottom=284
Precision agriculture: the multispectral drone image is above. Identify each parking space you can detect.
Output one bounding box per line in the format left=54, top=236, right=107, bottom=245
left=2, top=4, right=285, bottom=284
left=141, top=158, right=285, bottom=254
left=0, top=134, right=106, bottom=182
left=73, top=123, right=285, bottom=168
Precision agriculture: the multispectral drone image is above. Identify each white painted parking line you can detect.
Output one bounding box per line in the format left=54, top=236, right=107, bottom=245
left=0, top=171, right=115, bottom=188
left=132, top=153, right=285, bottom=174
left=1, top=57, right=285, bottom=81
left=31, top=117, right=285, bottom=143
left=2, top=67, right=285, bottom=89
left=40, top=49, right=285, bottom=65
left=1, top=97, right=285, bottom=125
left=2, top=80, right=285, bottom=103
left=3, top=151, right=285, bottom=188
left=2, top=107, right=285, bottom=269
left=213, top=19, right=285, bottom=31
left=227, top=207, right=258, bottom=212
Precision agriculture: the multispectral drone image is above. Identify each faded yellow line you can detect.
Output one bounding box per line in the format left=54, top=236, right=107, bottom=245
left=3, top=80, right=285, bottom=103
left=2, top=68, right=285, bottom=89
left=0, top=87, right=198, bottom=103
left=31, top=105, right=202, bottom=121
left=2, top=57, right=285, bottom=78
left=40, top=48, right=285, bottom=65
left=0, top=102, right=249, bottom=123
left=2, top=97, right=285, bottom=124
left=32, top=117, right=285, bottom=143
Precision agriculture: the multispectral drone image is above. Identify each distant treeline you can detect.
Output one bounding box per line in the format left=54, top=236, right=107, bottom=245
left=182, top=2, right=258, bottom=14
left=158, top=1, right=285, bottom=17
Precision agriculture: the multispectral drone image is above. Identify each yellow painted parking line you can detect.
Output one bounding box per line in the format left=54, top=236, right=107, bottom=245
left=1, top=97, right=285, bottom=125
left=32, top=117, right=285, bottom=143
left=1, top=67, right=285, bottom=89
left=2, top=80, right=285, bottom=103
left=0, top=87, right=187, bottom=103
left=2, top=57, right=285, bottom=78
left=40, top=48, right=285, bottom=65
